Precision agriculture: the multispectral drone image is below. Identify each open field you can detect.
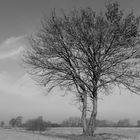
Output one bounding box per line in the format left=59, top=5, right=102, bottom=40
left=46, top=127, right=140, bottom=139
left=1, top=127, right=140, bottom=140
left=0, top=129, right=66, bottom=140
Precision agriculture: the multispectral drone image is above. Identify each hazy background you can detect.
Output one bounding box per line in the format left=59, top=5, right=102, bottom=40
left=0, top=0, right=140, bottom=124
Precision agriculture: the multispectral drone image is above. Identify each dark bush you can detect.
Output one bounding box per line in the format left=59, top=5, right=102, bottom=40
left=25, top=116, right=46, bottom=132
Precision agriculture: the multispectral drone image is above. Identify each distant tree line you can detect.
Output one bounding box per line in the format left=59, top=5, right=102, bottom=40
left=1, top=116, right=140, bottom=130
left=61, top=117, right=82, bottom=127
left=8, top=116, right=61, bottom=132
left=61, top=117, right=140, bottom=127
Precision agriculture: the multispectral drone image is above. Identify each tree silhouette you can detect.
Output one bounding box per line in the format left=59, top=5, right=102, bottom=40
left=24, top=2, right=140, bottom=136
left=0, top=121, right=4, bottom=128
left=25, top=116, right=46, bottom=132
left=9, top=118, right=16, bottom=127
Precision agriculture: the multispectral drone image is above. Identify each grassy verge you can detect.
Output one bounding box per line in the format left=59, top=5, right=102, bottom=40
left=3, top=128, right=133, bottom=140
left=42, top=132, right=132, bottom=140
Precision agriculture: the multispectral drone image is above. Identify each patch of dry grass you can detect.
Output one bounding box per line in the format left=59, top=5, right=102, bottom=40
left=42, top=133, right=132, bottom=140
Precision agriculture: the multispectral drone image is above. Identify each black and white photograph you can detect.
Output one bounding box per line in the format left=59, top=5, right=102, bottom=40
left=0, top=0, right=140, bottom=139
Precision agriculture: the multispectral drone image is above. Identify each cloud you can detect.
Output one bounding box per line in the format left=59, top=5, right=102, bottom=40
left=0, top=47, right=24, bottom=59
left=0, top=72, right=43, bottom=99
left=0, top=36, right=41, bottom=98
left=0, top=36, right=23, bottom=48
left=0, top=36, right=27, bottom=60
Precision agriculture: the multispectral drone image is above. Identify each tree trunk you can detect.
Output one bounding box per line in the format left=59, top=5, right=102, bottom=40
left=87, top=93, right=97, bottom=136
left=81, top=93, right=87, bottom=135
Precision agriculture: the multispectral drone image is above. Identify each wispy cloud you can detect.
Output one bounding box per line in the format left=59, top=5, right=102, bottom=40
left=0, top=36, right=27, bottom=60
left=0, top=47, right=24, bottom=59
left=0, top=36, right=24, bottom=48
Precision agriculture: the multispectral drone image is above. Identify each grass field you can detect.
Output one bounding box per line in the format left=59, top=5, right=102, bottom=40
left=46, top=127, right=140, bottom=140
left=1, top=127, right=140, bottom=140
left=0, top=129, right=66, bottom=140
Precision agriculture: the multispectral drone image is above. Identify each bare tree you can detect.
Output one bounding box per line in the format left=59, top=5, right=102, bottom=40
left=0, top=121, right=4, bottom=128
left=137, top=120, right=140, bottom=126
left=117, top=119, right=130, bottom=127
left=15, top=116, right=23, bottom=127
left=24, top=2, right=140, bottom=136
left=9, top=118, right=16, bottom=127
left=25, top=116, right=46, bottom=132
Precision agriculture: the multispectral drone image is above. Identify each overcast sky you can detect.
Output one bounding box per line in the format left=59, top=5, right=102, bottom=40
left=0, top=0, right=140, bottom=124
